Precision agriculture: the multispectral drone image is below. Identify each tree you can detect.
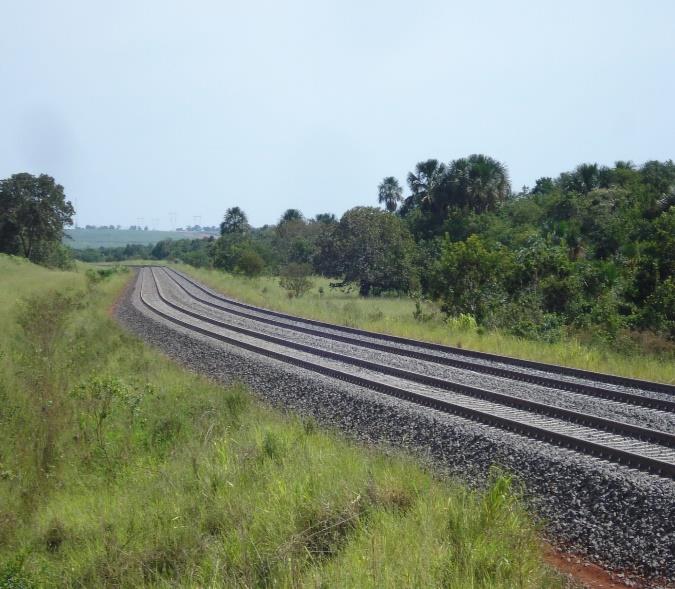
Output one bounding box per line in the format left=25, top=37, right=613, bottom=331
left=640, top=160, right=675, bottom=195
left=327, top=207, right=418, bottom=296
left=377, top=176, right=403, bottom=212
left=276, top=211, right=307, bottom=240
left=399, top=156, right=510, bottom=237
left=313, top=222, right=340, bottom=277
left=558, top=163, right=602, bottom=194
left=429, top=235, right=513, bottom=322
left=314, top=213, right=337, bottom=225
left=280, top=208, right=303, bottom=223
left=273, top=209, right=327, bottom=268
left=0, top=173, right=74, bottom=260
left=444, top=154, right=511, bottom=214
left=402, top=159, right=446, bottom=216
left=288, top=238, right=314, bottom=264
left=220, top=207, right=249, bottom=236
left=151, top=239, right=173, bottom=260
left=531, top=177, right=555, bottom=195
left=213, top=207, right=252, bottom=270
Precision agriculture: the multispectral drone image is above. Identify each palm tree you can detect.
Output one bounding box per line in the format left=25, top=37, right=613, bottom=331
left=280, top=208, right=304, bottom=223
left=405, top=159, right=446, bottom=214
left=558, top=163, right=600, bottom=194
left=377, top=176, right=403, bottom=212
left=446, top=154, right=511, bottom=213
left=220, top=206, right=249, bottom=235
left=575, top=163, right=600, bottom=194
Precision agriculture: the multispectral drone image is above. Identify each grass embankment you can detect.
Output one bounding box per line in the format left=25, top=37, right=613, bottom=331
left=0, top=254, right=564, bottom=587
left=175, top=264, right=675, bottom=385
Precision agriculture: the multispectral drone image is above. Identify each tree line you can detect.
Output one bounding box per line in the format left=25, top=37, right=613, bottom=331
left=81, top=155, right=674, bottom=345
left=3, top=155, right=673, bottom=346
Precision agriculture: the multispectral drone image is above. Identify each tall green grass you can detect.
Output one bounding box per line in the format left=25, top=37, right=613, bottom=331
left=0, top=254, right=565, bottom=586
left=174, top=264, right=675, bottom=385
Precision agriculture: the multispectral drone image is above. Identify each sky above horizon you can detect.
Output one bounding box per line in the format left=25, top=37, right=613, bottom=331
left=1, top=1, right=674, bottom=229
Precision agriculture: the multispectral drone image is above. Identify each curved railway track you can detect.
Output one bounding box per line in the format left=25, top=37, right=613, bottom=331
left=135, top=267, right=675, bottom=479
left=161, top=266, right=675, bottom=412
left=163, top=266, right=675, bottom=397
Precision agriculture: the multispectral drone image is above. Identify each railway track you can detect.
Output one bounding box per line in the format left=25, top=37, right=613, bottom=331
left=160, top=266, right=675, bottom=412
left=163, top=266, right=675, bottom=397
left=136, top=267, right=675, bottom=479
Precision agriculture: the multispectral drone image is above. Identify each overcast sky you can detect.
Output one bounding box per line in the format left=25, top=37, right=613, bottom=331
left=1, top=1, right=673, bottom=228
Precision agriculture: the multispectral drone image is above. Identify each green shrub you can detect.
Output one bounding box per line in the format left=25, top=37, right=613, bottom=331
left=85, top=266, right=127, bottom=286
left=279, top=263, right=313, bottom=298
left=235, top=249, right=265, bottom=277
left=445, top=313, right=478, bottom=332
left=0, top=553, right=33, bottom=589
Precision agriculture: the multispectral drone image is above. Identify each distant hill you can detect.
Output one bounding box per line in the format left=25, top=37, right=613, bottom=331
left=64, top=228, right=213, bottom=249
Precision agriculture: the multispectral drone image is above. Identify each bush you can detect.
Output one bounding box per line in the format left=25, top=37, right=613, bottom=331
left=430, top=236, right=512, bottom=323
left=445, top=313, right=478, bottom=333
left=85, top=265, right=127, bottom=287
left=641, top=277, right=675, bottom=340
left=412, top=296, right=436, bottom=323
left=29, top=242, right=75, bottom=270
left=235, top=249, right=265, bottom=277
left=279, top=263, right=313, bottom=298
left=0, top=552, right=33, bottom=589
left=70, top=376, right=145, bottom=461
left=488, top=291, right=565, bottom=343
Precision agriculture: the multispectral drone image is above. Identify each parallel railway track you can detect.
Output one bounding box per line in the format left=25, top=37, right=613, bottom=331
left=137, top=267, right=675, bottom=479
left=163, top=266, right=675, bottom=397
left=161, top=266, right=675, bottom=412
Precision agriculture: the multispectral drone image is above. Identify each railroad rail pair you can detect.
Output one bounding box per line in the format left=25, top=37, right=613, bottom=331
left=135, top=266, right=675, bottom=480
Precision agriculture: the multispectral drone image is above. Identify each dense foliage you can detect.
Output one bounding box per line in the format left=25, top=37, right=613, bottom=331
left=0, top=173, right=75, bottom=268
left=66, top=156, right=675, bottom=346
left=413, top=159, right=675, bottom=343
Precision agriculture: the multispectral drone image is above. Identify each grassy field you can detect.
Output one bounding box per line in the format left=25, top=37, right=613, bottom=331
left=0, top=254, right=564, bottom=587
left=64, top=228, right=211, bottom=249
left=174, top=264, right=675, bottom=385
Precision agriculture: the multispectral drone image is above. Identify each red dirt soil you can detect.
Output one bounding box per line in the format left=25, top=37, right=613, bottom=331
left=544, top=545, right=674, bottom=589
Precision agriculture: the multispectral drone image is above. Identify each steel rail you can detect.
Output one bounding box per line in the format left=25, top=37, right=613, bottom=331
left=161, top=267, right=675, bottom=412
left=137, top=269, right=675, bottom=479
left=147, top=268, right=675, bottom=453
left=163, top=267, right=675, bottom=397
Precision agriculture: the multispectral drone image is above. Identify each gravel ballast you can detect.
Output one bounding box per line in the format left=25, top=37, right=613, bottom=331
left=115, top=270, right=675, bottom=582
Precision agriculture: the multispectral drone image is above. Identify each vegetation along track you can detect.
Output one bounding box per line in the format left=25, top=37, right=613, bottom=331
left=138, top=267, right=675, bottom=479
